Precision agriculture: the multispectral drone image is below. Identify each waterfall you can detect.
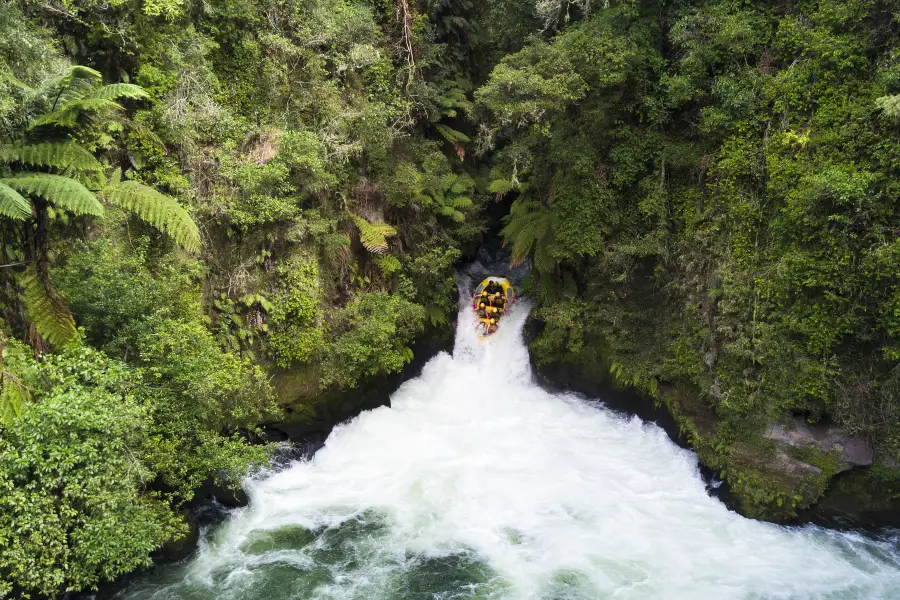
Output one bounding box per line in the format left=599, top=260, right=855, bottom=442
left=122, top=283, right=900, bottom=600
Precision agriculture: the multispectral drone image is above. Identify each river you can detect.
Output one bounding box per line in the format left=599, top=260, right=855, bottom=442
left=120, top=281, right=900, bottom=600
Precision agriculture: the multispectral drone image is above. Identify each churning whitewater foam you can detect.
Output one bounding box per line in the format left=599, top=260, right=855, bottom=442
left=122, top=297, right=900, bottom=600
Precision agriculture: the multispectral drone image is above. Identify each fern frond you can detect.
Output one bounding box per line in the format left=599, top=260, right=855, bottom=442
left=533, top=236, right=557, bottom=273
left=67, top=66, right=103, bottom=85
left=351, top=215, right=396, bottom=254
left=489, top=179, right=514, bottom=194
left=503, top=198, right=555, bottom=267
left=0, top=380, right=27, bottom=426
left=103, top=180, right=201, bottom=253
left=18, top=267, right=77, bottom=347
left=41, top=67, right=100, bottom=110
left=450, top=174, right=474, bottom=194
left=448, top=195, right=473, bottom=209
left=435, top=124, right=471, bottom=143
left=91, top=83, right=150, bottom=101
left=0, top=182, right=31, bottom=220
left=876, top=94, right=900, bottom=119
left=2, top=174, right=103, bottom=216
left=375, top=254, right=402, bottom=276
left=32, top=98, right=123, bottom=129
left=0, top=142, right=103, bottom=173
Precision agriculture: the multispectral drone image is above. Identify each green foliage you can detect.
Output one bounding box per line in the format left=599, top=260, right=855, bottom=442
left=386, top=150, right=476, bottom=223
left=2, top=173, right=103, bottom=216
left=502, top=197, right=557, bottom=271
left=0, top=377, right=183, bottom=597
left=267, top=253, right=326, bottom=367
left=0, top=0, right=502, bottom=591
left=321, top=292, right=425, bottom=389
left=0, top=181, right=30, bottom=220
left=0, top=141, right=102, bottom=172
left=54, top=237, right=197, bottom=352
left=19, top=265, right=77, bottom=347
left=477, top=0, right=900, bottom=518
left=103, top=178, right=201, bottom=253
left=352, top=215, right=397, bottom=254
left=0, top=338, right=272, bottom=596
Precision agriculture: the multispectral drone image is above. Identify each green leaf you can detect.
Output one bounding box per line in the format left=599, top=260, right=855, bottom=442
left=103, top=180, right=201, bottom=253
left=435, top=124, right=472, bottom=143
left=2, top=173, right=103, bottom=216
left=351, top=215, right=396, bottom=254
left=0, top=181, right=31, bottom=220
left=489, top=179, right=514, bottom=194
left=90, top=83, right=150, bottom=101
left=18, top=266, right=78, bottom=348
left=0, top=142, right=103, bottom=172
left=0, top=377, right=28, bottom=426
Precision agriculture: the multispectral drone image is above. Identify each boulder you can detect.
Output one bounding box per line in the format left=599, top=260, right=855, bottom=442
left=765, top=416, right=874, bottom=473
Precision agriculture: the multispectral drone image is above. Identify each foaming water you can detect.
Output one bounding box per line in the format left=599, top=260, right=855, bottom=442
left=122, top=298, right=900, bottom=600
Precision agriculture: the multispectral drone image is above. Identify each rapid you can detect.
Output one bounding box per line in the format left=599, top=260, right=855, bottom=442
left=121, top=278, right=900, bottom=600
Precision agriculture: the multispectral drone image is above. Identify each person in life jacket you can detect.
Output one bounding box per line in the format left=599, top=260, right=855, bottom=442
left=486, top=317, right=497, bottom=334
left=476, top=301, right=488, bottom=319
left=491, top=292, right=506, bottom=312
left=486, top=306, right=501, bottom=328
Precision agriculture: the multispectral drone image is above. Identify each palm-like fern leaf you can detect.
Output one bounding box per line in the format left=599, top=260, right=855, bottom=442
left=33, top=78, right=150, bottom=129
left=67, top=65, right=103, bottom=84
left=90, top=83, right=150, bottom=101
left=351, top=215, right=397, bottom=254
left=438, top=205, right=466, bottom=223
left=0, top=142, right=103, bottom=172
left=32, top=98, right=123, bottom=128
left=502, top=198, right=557, bottom=268
left=18, top=267, right=77, bottom=347
left=2, top=174, right=104, bottom=216
left=43, top=66, right=101, bottom=108
left=103, top=180, right=201, bottom=253
left=435, top=124, right=471, bottom=144
left=448, top=195, right=473, bottom=209
left=0, top=379, right=27, bottom=426
left=0, top=182, right=31, bottom=220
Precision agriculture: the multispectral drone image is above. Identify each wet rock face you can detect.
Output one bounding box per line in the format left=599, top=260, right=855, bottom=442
left=765, top=416, right=874, bottom=473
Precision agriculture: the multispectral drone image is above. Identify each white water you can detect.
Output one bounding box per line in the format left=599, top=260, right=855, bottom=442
left=124, top=295, right=900, bottom=600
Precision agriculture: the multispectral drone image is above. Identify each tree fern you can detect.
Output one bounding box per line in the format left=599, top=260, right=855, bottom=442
left=32, top=98, right=124, bottom=129
left=351, top=215, right=397, bottom=254
left=0, top=142, right=102, bottom=173
left=33, top=69, right=151, bottom=129
left=18, top=266, right=77, bottom=347
left=502, top=197, right=557, bottom=270
left=43, top=66, right=102, bottom=109
left=0, top=182, right=31, bottom=220
left=103, top=180, right=202, bottom=254
left=2, top=173, right=104, bottom=216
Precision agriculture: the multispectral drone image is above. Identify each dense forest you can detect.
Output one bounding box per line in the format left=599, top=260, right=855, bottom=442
left=3, top=0, right=900, bottom=595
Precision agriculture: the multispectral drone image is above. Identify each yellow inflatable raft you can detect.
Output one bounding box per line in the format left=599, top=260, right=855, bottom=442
left=471, top=277, right=516, bottom=336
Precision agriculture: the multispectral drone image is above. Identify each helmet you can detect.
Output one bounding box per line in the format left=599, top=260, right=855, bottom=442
left=489, top=318, right=495, bottom=324
left=479, top=302, right=485, bottom=308
left=481, top=291, right=488, bottom=296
